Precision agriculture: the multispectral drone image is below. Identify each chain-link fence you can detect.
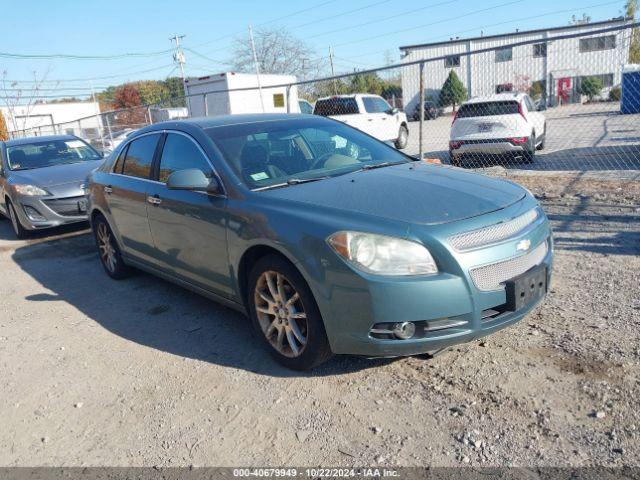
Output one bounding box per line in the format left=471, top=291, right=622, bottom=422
left=7, top=20, right=640, bottom=180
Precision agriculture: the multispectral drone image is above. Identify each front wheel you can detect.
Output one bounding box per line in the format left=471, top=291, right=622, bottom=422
left=6, top=200, right=29, bottom=239
left=395, top=125, right=409, bottom=150
left=248, top=255, right=332, bottom=370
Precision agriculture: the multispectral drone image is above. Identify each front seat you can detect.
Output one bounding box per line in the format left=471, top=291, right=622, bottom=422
left=240, top=144, right=286, bottom=184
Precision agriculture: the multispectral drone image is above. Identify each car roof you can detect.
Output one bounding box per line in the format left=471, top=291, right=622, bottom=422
left=3, top=134, right=79, bottom=147
left=464, top=93, right=525, bottom=104
left=316, top=94, right=380, bottom=101
left=140, top=113, right=325, bottom=132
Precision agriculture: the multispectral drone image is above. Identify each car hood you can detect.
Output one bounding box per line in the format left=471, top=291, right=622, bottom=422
left=9, top=160, right=104, bottom=187
left=261, top=162, right=526, bottom=225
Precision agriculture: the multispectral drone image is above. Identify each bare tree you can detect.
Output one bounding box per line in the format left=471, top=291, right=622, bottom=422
left=230, top=27, right=323, bottom=80
left=1, top=69, right=56, bottom=136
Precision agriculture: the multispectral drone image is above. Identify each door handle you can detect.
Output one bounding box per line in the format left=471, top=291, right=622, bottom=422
left=147, top=195, right=162, bottom=206
left=104, top=185, right=113, bottom=194
left=367, top=118, right=374, bottom=121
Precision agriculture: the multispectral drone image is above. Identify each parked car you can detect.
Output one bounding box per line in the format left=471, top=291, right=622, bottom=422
left=298, top=99, right=314, bottom=115
left=449, top=92, right=547, bottom=167
left=412, top=100, right=442, bottom=121
left=0, top=135, right=104, bottom=239
left=87, top=114, right=553, bottom=370
left=313, top=94, right=409, bottom=149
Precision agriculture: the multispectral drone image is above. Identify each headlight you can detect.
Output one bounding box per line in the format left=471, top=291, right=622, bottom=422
left=327, top=231, right=438, bottom=276
left=12, top=184, right=50, bottom=196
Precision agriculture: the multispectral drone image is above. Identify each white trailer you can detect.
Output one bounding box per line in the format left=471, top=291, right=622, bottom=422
left=184, top=72, right=300, bottom=117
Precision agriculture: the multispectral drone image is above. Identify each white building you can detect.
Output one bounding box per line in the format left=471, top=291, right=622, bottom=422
left=1, top=101, right=103, bottom=138
left=400, top=17, right=632, bottom=112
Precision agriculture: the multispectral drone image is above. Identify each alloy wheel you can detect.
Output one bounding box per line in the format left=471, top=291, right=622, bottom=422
left=254, top=271, right=308, bottom=358
left=97, top=222, right=117, bottom=273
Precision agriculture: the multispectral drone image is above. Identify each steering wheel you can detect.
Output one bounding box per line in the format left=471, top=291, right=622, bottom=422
left=309, top=152, right=335, bottom=170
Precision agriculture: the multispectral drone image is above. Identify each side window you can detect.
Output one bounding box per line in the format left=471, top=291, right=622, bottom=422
left=524, top=96, right=535, bottom=112
left=158, top=133, right=213, bottom=183
left=112, top=145, right=128, bottom=174
left=122, top=134, right=160, bottom=179
left=362, top=97, right=377, bottom=113
left=374, top=97, right=391, bottom=112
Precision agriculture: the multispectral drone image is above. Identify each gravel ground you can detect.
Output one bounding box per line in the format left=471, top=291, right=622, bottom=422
left=0, top=181, right=638, bottom=468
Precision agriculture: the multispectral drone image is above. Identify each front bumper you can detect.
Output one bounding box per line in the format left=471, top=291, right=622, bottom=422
left=13, top=194, right=88, bottom=230
left=310, top=200, right=553, bottom=357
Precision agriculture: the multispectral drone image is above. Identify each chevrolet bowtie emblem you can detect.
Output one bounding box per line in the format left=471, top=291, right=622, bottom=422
left=516, top=239, right=531, bottom=252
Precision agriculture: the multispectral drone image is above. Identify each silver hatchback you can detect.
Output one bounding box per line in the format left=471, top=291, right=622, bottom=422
left=0, top=135, right=104, bottom=238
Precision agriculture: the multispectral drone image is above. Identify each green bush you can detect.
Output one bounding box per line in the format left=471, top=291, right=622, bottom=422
left=580, top=76, right=604, bottom=102
left=529, top=80, right=545, bottom=101
left=608, top=86, right=622, bottom=102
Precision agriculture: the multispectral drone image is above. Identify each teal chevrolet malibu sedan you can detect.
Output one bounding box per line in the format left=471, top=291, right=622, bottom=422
left=86, top=114, right=553, bottom=370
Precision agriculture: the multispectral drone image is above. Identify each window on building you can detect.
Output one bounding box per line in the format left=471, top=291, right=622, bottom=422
left=495, top=47, right=513, bottom=63
left=533, top=43, right=547, bottom=58
left=121, top=134, right=160, bottom=179
left=579, top=35, right=616, bottom=53
left=579, top=73, right=615, bottom=88
left=444, top=55, right=461, bottom=68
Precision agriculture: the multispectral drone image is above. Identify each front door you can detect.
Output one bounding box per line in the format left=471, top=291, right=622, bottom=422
left=106, top=133, right=161, bottom=263
left=146, top=132, right=231, bottom=297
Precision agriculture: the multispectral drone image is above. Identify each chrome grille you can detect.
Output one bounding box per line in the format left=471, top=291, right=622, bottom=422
left=449, top=208, right=539, bottom=251
left=470, top=240, right=548, bottom=291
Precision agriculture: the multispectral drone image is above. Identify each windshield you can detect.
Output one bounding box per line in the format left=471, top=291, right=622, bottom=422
left=206, top=118, right=410, bottom=190
left=7, top=138, right=102, bottom=171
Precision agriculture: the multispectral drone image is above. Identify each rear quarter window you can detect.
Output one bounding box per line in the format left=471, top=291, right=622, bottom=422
left=458, top=101, right=520, bottom=118
left=314, top=98, right=359, bottom=116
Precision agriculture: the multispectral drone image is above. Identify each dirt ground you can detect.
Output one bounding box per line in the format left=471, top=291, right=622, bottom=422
left=0, top=180, right=638, bottom=468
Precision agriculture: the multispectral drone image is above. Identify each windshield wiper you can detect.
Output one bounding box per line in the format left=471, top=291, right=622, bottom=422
left=356, top=160, right=408, bottom=172
left=253, top=176, right=330, bottom=191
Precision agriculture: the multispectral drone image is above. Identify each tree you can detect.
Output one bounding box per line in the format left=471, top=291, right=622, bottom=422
left=580, top=76, right=604, bottom=101
left=231, top=27, right=321, bottom=79
left=529, top=80, right=546, bottom=100
left=1, top=69, right=53, bottom=134
left=163, top=77, right=186, bottom=107
left=438, top=70, right=467, bottom=111
left=627, top=0, right=640, bottom=63
left=113, top=84, right=142, bottom=109
left=0, top=110, right=8, bottom=141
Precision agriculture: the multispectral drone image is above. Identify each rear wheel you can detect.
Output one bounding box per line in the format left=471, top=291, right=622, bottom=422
left=523, top=133, right=536, bottom=164
left=93, top=214, right=131, bottom=280
left=536, top=123, right=546, bottom=150
left=6, top=200, right=28, bottom=240
left=248, top=254, right=332, bottom=370
left=395, top=125, right=409, bottom=150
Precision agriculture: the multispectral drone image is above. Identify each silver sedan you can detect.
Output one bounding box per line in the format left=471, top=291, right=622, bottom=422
left=0, top=135, right=104, bottom=238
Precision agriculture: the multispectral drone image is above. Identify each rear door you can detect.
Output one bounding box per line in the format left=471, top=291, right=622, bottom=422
left=452, top=101, right=523, bottom=140
left=364, top=96, right=398, bottom=141
left=105, top=133, right=161, bottom=263
left=145, top=131, right=232, bottom=297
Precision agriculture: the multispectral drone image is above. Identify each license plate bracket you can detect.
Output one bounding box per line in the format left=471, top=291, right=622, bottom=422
left=505, top=265, right=547, bottom=311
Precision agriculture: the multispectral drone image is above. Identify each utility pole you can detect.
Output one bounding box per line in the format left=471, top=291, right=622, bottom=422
left=89, top=82, right=106, bottom=151
left=248, top=24, right=265, bottom=113
left=169, top=34, right=187, bottom=82
left=329, top=46, right=337, bottom=95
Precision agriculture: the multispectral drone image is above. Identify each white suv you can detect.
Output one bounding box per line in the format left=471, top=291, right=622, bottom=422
left=449, top=92, right=546, bottom=166
left=313, top=94, right=409, bottom=149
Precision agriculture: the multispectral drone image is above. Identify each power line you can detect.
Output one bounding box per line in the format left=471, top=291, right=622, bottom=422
left=0, top=48, right=172, bottom=61
left=305, top=0, right=457, bottom=40
left=2, top=63, right=176, bottom=84
left=331, top=0, right=526, bottom=49
left=341, top=0, right=623, bottom=60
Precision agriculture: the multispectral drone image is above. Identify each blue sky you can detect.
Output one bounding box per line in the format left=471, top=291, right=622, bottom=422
left=1, top=0, right=629, bottom=96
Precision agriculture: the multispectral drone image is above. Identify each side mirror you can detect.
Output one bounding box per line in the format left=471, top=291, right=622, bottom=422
left=167, top=168, right=221, bottom=194
left=387, top=107, right=399, bottom=115
left=537, top=103, right=547, bottom=111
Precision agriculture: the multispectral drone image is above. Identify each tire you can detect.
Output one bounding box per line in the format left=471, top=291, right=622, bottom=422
left=6, top=200, right=29, bottom=240
left=523, top=133, right=536, bottom=164
left=395, top=125, right=409, bottom=150
left=92, top=213, right=132, bottom=280
left=248, top=254, right=333, bottom=370
left=536, top=123, right=546, bottom=150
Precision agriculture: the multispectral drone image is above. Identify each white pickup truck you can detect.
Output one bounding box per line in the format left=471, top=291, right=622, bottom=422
left=313, top=94, right=409, bottom=149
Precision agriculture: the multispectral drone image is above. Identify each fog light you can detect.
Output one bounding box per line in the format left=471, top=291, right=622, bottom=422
left=392, top=322, right=415, bottom=340
left=23, top=205, right=46, bottom=221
